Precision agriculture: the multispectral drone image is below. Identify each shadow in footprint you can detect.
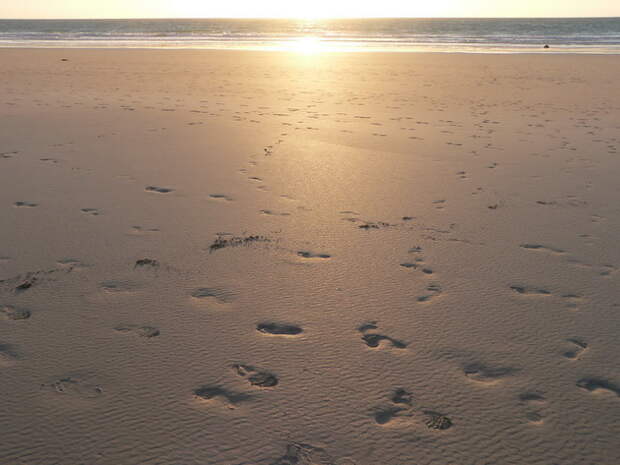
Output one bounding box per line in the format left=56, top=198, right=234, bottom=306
left=114, top=325, right=160, bottom=338
left=257, top=322, right=303, bottom=336
left=193, top=385, right=251, bottom=408
left=359, top=322, right=406, bottom=350
left=232, top=364, right=278, bottom=388
left=1, top=306, right=31, bottom=320
left=577, top=378, right=620, bottom=397
left=464, top=363, right=517, bottom=384
left=145, top=186, right=174, bottom=194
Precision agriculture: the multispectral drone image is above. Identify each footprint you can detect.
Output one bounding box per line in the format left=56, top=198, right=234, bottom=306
left=0, top=343, right=19, bottom=366
left=209, top=194, right=234, bottom=202
left=2, top=269, right=61, bottom=293
left=391, top=388, right=413, bottom=405
left=271, top=443, right=341, bottom=465
left=374, top=407, right=408, bottom=425
left=191, top=288, right=234, bottom=305
left=260, top=209, right=291, bottom=217
left=15, top=275, right=38, bottom=292
left=518, top=392, right=547, bottom=424
left=563, top=338, right=588, bottom=359
left=128, top=226, right=160, bottom=236
left=358, top=322, right=406, bottom=350
left=57, top=258, right=87, bottom=270
left=99, top=280, right=140, bottom=294
left=358, top=221, right=394, bottom=230
left=14, top=201, right=38, bottom=208
left=417, top=283, right=443, bottom=303
left=193, top=386, right=250, bottom=408
left=134, top=258, right=160, bottom=268
left=362, top=334, right=407, bottom=349
left=40, top=373, right=103, bottom=399
left=423, top=411, right=453, bottom=430
left=114, top=325, right=160, bottom=338
left=0, top=306, right=31, bottom=320
left=257, top=322, right=303, bottom=336
left=145, top=186, right=174, bottom=194
left=510, top=285, right=551, bottom=296
left=561, top=294, right=583, bottom=310
left=520, top=244, right=565, bottom=254
left=464, top=363, right=517, bottom=384
left=232, top=364, right=278, bottom=388
left=373, top=388, right=452, bottom=430
left=209, top=234, right=271, bottom=252
left=81, top=208, right=100, bottom=216
left=297, top=251, right=331, bottom=260
left=576, top=378, right=620, bottom=397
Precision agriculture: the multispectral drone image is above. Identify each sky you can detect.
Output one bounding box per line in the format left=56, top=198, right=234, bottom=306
left=1, top=0, right=619, bottom=19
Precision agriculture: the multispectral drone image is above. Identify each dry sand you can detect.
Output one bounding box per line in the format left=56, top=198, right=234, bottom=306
left=0, top=49, right=619, bottom=465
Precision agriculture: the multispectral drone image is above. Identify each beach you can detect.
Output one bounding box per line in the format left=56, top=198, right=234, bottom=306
left=1, top=48, right=619, bottom=464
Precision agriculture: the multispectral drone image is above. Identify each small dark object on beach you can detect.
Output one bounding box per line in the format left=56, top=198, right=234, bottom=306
left=135, top=258, right=160, bottom=268
left=425, top=411, right=453, bottom=430
left=61, top=58, right=69, bottom=61
left=209, top=235, right=270, bottom=252
left=544, top=44, right=550, bottom=49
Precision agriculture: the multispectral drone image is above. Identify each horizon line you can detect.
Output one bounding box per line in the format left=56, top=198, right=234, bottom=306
left=1, top=16, right=620, bottom=21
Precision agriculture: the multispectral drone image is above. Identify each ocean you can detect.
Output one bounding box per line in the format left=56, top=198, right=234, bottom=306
left=1, top=17, right=619, bottom=53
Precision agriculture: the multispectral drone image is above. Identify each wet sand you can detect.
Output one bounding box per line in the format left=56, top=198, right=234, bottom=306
left=1, top=49, right=619, bottom=465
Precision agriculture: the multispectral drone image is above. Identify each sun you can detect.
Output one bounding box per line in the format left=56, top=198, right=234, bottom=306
left=290, top=37, right=323, bottom=54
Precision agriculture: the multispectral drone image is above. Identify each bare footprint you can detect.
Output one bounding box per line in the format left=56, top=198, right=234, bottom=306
left=520, top=244, right=565, bottom=254
left=257, top=322, right=303, bottom=336
left=577, top=378, right=620, bottom=397
left=374, top=406, right=409, bottom=425
left=358, top=322, right=406, bottom=350
left=0, top=343, right=19, bottom=366
left=563, top=338, right=588, bottom=359
left=191, top=287, right=235, bottom=305
left=271, top=443, right=341, bottom=465
left=114, top=325, right=160, bottom=338
left=209, top=194, right=234, bottom=202
left=510, top=285, right=551, bottom=296
left=193, top=386, right=250, bottom=409
left=145, top=186, right=174, bottom=194
left=232, top=364, right=278, bottom=388
left=40, top=373, right=103, bottom=400
left=464, top=363, right=517, bottom=385
left=297, top=251, right=331, bottom=260
left=100, top=280, right=140, bottom=294
left=81, top=208, right=101, bottom=216
left=14, top=201, right=38, bottom=208
left=518, top=392, right=547, bottom=424
left=134, top=258, right=160, bottom=269
left=0, top=305, right=31, bottom=320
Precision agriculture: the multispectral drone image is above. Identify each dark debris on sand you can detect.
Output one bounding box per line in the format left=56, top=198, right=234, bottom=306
left=134, top=258, right=160, bottom=268
left=209, top=234, right=271, bottom=252
left=424, top=411, right=453, bottom=430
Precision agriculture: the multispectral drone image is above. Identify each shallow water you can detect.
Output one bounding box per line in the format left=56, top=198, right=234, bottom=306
left=1, top=17, right=620, bottom=53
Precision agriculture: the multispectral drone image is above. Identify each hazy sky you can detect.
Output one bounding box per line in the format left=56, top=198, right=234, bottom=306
left=1, top=0, right=619, bottom=19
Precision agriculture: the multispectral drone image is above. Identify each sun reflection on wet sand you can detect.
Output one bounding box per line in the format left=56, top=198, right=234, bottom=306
left=289, top=36, right=323, bottom=54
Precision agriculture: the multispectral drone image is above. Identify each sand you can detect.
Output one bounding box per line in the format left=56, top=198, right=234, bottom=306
left=0, top=48, right=619, bottom=465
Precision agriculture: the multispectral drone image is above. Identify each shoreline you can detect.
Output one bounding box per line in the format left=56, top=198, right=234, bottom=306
left=3, top=45, right=620, bottom=55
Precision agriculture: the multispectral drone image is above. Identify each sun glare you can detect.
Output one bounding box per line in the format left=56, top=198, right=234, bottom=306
left=290, top=36, right=323, bottom=54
